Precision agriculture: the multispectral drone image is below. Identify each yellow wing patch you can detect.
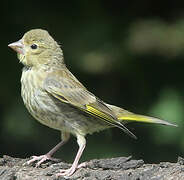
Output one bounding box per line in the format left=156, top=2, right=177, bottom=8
left=86, top=105, right=114, bottom=122
left=84, top=105, right=137, bottom=139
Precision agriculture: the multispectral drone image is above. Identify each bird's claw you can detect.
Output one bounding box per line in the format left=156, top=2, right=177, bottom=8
left=56, top=162, right=87, bottom=177
left=56, top=168, right=75, bottom=178
left=24, top=154, right=58, bottom=167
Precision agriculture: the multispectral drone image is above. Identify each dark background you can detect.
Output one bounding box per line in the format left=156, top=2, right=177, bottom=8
left=1, top=1, right=184, bottom=164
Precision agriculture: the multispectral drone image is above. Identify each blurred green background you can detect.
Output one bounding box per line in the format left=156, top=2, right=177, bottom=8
left=1, top=0, right=184, bottom=164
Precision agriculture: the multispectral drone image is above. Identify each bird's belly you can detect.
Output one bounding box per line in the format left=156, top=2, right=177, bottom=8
left=21, top=85, right=110, bottom=136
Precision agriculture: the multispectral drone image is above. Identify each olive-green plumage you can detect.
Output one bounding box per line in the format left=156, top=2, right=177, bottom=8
left=8, top=29, right=176, bottom=177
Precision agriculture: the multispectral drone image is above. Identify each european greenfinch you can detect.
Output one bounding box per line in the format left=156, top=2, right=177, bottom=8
left=8, top=29, right=176, bottom=177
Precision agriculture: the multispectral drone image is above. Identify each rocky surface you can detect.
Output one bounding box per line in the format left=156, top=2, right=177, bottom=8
left=0, top=155, right=183, bottom=180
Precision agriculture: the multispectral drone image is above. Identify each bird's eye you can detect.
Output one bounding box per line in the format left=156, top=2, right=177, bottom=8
left=30, top=44, right=38, bottom=49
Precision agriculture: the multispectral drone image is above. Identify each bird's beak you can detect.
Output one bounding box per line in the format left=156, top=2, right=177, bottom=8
left=8, top=40, right=25, bottom=55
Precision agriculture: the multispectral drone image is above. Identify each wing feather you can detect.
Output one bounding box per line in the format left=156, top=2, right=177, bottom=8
left=43, top=70, right=136, bottom=138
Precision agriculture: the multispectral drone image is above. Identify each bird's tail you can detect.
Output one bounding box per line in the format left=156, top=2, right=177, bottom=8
left=106, top=104, right=177, bottom=127
left=117, top=114, right=177, bottom=127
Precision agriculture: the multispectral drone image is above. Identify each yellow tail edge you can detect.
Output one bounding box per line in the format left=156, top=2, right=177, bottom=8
left=118, top=114, right=177, bottom=127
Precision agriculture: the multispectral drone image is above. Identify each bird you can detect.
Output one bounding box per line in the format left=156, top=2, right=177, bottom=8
left=8, top=29, right=177, bottom=177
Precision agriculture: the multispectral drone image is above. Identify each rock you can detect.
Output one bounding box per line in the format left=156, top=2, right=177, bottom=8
left=0, top=155, right=183, bottom=180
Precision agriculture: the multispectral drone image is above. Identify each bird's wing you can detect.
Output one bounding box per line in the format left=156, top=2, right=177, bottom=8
left=43, top=70, right=136, bottom=138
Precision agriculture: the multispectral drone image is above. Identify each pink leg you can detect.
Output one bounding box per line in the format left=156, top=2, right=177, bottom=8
left=56, top=134, right=86, bottom=177
left=25, top=132, right=70, bottom=167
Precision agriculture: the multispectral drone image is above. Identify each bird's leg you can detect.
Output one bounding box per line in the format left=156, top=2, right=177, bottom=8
left=25, top=132, right=70, bottom=167
left=56, top=134, right=86, bottom=177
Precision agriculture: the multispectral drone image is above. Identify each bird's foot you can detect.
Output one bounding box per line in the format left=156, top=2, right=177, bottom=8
left=24, top=154, right=59, bottom=167
left=56, top=162, right=87, bottom=177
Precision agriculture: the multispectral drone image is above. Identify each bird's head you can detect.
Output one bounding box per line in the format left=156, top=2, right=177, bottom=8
left=8, top=29, right=64, bottom=68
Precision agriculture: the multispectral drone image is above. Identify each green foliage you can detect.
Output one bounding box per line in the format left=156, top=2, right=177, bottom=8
left=150, top=89, right=184, bottom=145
